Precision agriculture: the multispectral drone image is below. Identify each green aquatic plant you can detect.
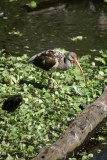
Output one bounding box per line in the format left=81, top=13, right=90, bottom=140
left=95, top=50, right=107, bottom=65
left=0, top=49, right=106, bottom=159
left=27, top=1, right=37, bottom=9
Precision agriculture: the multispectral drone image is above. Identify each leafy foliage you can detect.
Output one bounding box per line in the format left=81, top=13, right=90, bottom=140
left=71, top=36, right=84, bottom=41
left=0, top=50, right=107, bottom=159
left=26, top=1, right=37, bottom=9
left=95, top=50, right=107, bottom=65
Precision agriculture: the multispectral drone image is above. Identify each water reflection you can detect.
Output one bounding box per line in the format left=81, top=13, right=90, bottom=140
left=98, top=11, right=107, bottom=30
left=89, top=1, right=96, bottom=12
left=91, top=146, right=107, bottom=160
left=0, top=0, right=107, bottom=57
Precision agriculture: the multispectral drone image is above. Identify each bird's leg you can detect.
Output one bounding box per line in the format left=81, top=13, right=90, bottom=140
left=47, top=73, right=60, bottom=89
left=47, top=73, right=52, bottom=89
left=49, top=78, right=60, bottom=88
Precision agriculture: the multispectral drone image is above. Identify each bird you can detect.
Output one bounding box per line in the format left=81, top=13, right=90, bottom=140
left=29, top=50, right=85, bottom=88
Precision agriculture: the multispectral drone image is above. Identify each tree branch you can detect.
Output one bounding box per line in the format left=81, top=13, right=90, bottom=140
left=32, top=86, right=107, bottom=160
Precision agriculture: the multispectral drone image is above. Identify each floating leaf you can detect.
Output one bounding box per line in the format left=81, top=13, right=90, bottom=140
left=95, top=57, right=106, bottom=65
left=6, top=154, right=14, bottom=160
left=71, top=36, right=83, bottom=41
left=99, top=50, right=107, bottom=58
left=104, top=0, right=107, bottom=2
left=99, top=71, right=104, bottom=76
left=27, top=145, right=34, bottom=152
left=92, top=62, right=95, bottom=66
left=90, top=49, right=97, bottom=52
left=27, top=1, right=37, bottom=9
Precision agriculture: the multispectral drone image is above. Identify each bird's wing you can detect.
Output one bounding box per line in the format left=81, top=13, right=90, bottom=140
left=33, top=50, right=56, bottom=71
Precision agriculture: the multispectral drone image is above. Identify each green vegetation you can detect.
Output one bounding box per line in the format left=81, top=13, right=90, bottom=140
left=26, top=1, right=37, bottom=9
left=0, top=49, right=107, bottom=159
left=69, top=152, right=93, bottom=160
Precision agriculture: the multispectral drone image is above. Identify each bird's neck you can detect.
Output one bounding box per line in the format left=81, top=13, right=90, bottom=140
left=63, top=57, right=71, bottom=70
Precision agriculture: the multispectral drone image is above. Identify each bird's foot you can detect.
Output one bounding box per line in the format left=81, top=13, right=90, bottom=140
left=48, top=78, right=61, bottom=89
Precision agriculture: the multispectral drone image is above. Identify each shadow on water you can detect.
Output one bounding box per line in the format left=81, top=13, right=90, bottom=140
left=19, top=79, right=60, bottom=93
left=19, top=79, right=46, bottom=90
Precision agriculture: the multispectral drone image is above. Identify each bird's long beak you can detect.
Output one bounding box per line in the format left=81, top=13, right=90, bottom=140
left=73, top=57, right=85, bottom=83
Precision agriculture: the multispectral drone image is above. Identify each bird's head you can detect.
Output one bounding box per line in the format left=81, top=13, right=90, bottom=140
left=67, top=52, right=85, bottom=84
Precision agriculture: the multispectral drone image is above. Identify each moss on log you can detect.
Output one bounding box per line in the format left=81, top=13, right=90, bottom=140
left=32, top=86, right=107, bottom=160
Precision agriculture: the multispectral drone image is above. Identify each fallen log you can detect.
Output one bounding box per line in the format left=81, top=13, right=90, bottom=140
left=32, top=86, right=107, bottom=160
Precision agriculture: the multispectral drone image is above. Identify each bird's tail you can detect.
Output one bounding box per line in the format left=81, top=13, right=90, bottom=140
left=29, top=54, right=37, bottom=62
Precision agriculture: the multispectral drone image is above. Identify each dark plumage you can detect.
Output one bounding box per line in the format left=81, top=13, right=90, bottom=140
left=2, top=95, right=23, bottom=112
left=29, top=50, right=85, bottom=88
left=29, top=50, right=56, bottom=71
left=29, top=50, right=69, bottom=71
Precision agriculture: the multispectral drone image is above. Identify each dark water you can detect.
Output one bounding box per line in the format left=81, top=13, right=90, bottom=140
left=91, top=147, right=107, bottom=160
left=0, top=0, right=107, bottom=159
left=0, top=0, right=107, bottom=57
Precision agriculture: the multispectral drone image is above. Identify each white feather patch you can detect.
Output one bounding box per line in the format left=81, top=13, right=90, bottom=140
left=42, top=60, right=45, bottom=65
left=29, top=52, right=44, bottom=62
